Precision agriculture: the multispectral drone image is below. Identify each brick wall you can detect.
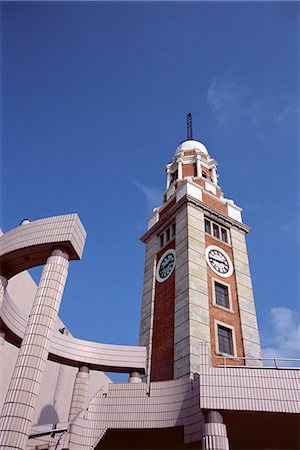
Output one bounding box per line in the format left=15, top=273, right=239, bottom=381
left=182, top=163, right=197, bottom=178
left=151, top=240, right=175, bottom=381
left=205, top=235, right=245, bottom=366
left=202, top=192, right=227, bottom=214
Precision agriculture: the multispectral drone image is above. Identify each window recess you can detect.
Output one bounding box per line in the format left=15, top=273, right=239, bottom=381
left=215, top=282, right=230, bottom=309
left=204, top=218, right=229, bottom=244
left=217, top=323, right=235, bottom=356
left=159, top=222, right=176, bottom=248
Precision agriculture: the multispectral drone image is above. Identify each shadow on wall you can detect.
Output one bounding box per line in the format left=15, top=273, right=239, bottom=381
left=37, top=404, right=59, bottom=426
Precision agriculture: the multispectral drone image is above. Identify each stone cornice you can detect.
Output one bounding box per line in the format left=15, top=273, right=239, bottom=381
left=185, top=194, right=250, bottom=233
left=140, top=195, right=250, bottom=243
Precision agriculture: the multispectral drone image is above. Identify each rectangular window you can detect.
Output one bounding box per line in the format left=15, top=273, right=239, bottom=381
left=171, top=223, right=176, bottom=238
left=159, top=223, right=175, bottom=248
left=221, top=228, right=228, bottom=243
left=166, top=228, right=170, bottom=242
left=204, top=218, right=229, bottom=244
left=215, top=282, right=229, bottom=309
left=204, top=219, right=211, bottom=234
left=213, top=223, right=220, bottom=239
left=218, top=325, right=234, bottom=355
left=160, top=234, right=164, bottom=248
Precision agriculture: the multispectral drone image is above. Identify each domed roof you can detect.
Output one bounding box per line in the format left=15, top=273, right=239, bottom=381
left=176, top=140, right=208, bottom=155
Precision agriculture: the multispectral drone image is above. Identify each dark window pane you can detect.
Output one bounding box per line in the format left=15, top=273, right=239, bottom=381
left=215, top=282, right=229, bottom=308
left=166, top=228, right=170, bottom=242
left=204, top=219, right=211, bottom=234
left=160, top=234, right=164, bottom=248
left=213, top=223, right=220, bottom=238
left=221, top=228, right=228, bottom=243
left=202, top=170, right=207, bottom=178
left=171, top=223, right=176, bottom=237
left=218, top=325, right=234, bottom=355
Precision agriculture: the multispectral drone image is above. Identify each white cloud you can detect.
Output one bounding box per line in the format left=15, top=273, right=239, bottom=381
left=135, top=182, right=162, bottom=212
left=206, top=79, right=248, bottom=126
left=281, top=220, right=300, bottom=240
left=274, top=103, right=300, bottom=123
left=262, top=307, right=300, bottom=364
left=207, top=77, right=299, bottom=129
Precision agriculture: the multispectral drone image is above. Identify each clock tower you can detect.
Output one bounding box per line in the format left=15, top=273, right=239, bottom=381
left=139, top=117, right=262, bottom=382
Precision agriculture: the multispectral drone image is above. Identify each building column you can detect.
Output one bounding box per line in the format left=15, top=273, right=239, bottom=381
left=196, top=153, right=201, bottom=177
left=166, top=165, right=171, bottom=189
left=129, top=371, right=142, bottom=383
left=0, top=249, right=69, bottom=450
left=211, top=166, right=218, bottom=185
left=0, top=275, right=8, bottom=310
left=68, top=366, right=90, bottom=422
left=202, top=411, right=229, bottom=450
left=177, top=157, right=183, bottom=179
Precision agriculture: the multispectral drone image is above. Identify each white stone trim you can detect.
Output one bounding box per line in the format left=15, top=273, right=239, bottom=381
left=176, top=179, right=203, bottom=203
left=177, top=158, right=183, bottom=179
left=214, top=320, right=237, bottom=358
left=227, top=201, right=243, bottom=223
left=165, top=183, right=175, bottom=201
left=147, top=209, right=159, bottom=231
left=211, top=166, right=218, bottom=185
left=205, top=181, right=216, bottom=195
left=196, top=153, right=201, bottom=177
left=166, top=164, right=171, bottom=189
left=211, top=278, right=234, bottom=313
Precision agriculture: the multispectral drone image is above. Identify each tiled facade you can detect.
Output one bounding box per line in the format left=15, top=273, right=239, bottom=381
left=198, top=343, right=299, bottom=414
left=23, top=343, right=300, bottom=449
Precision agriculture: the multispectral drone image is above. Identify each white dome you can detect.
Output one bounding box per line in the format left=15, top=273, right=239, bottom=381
left=176, top=140, right=208, bottom=156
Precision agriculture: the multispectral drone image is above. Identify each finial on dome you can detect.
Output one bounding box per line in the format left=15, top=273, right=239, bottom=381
left=187, top=113, right=193, bottom=140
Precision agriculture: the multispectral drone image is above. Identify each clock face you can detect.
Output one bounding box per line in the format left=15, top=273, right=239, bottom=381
left=156, top=249, right=176, bottom=283
left=206, top=245, right=233, bottom=278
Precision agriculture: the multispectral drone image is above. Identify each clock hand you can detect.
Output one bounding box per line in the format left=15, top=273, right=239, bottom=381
left=211, top=257, right=225, bottom=263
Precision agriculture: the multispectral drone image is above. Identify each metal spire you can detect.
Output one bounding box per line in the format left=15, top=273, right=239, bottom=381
left=187, top=113, right=193, bottom=140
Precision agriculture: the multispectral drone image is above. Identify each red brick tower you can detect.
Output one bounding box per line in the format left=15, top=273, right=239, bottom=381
left=139, top=117, right=262, bottom=382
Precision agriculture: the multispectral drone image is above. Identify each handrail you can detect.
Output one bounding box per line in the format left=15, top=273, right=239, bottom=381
left=214, top=355, right=300, bottom=368
left=28, top=427, right=68, bottom=439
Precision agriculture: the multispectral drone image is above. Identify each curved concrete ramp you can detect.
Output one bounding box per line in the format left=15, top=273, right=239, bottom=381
left=1, top=293, right=146, bottom=374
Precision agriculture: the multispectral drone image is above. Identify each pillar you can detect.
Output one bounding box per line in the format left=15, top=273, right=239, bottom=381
left=0, top=275, right=8, bottom=310
left=129, top=371, right=142, bottom=383
left=68, top=366, right=90, bottom=422
left=177, top=157, right=183, bottom=179
left=211, top=166, right=218, bottom=185
left=0, top=249, right=69, bottom=450
left=202, top=411, right=229, bottom=450
left=196, top=153, right=201, bottom=178
left=166, top=165, right=171, bottom=189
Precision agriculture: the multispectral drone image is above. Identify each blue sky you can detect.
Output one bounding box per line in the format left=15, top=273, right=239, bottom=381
left=1, top=1, right=299, bottom=378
